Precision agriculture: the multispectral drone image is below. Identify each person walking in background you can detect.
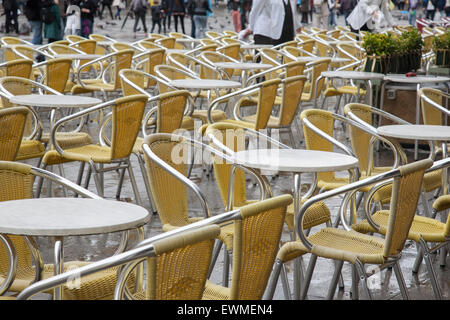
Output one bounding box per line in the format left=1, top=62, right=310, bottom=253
left=424, top=0, right=436, bottom=20
left=231, top=0, right=241, bottom=31
left=314, top=0, right=329, bottom=29
left=242, top=0, right=302, bottom=45
left=188, top=0, right=212, bottom=38
left=408, top=0, right=419, bottom=26
left=165, top=0, right=173, bottom=30
left=151, top=0, right=162, bottom=32
left=24, top=0, right=42, bottom=44
left=300, top=0, right=310, bottom=23
left=65, top=1, right=81, bottom=35
left=131, top=0, right=148, bottom=38
left=340, top=0, right=355, bottom=25
left=112, top=0, right=125, bottom=19
left=80, top=0, right=97, bottom=37
left=347, top=0, right=394, bottom=33
left=435, top=0, right=445, bottom=18
left=172, top=0, right=185, bottom=33
left=327, top=0, right=336, bottom=26
left=100, top=0, right=114, bottom=19
left=160, top=0, right=169, bottom=32
left=3, top=0, right=19, bottom=34
left=43, top=0, right=62, bottom=43
left=187, top=0, right=196, bottom=36
left=445, top=0, right=450, bottom=16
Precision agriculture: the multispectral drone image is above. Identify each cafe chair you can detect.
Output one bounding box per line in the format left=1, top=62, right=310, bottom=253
left=0, top=37, right=34, bottom=62
left=39, top=95, right=148, bottom=206
left=199, top=50, right=241, bottom=80
left=217, top=43, right=241, bottom=61
left=344, top=103, right=444, bottom=217
left=0, top=76, right=93, bottom=155
left=0, top=59, right=33, bottom=79
left=266, top=158, right=434, bottom=300
left=301, top=58, right=331, bottom=108
left=233, top=75, right=307, bottom=148
left=0, top=160, right=133, bottom=299
left=32, top=58, right=72, bottom=94
left=64, top=34, right=86, bottom=44
left=351, top=161, right=450, bottom=300
left=155, top=37, right=176, bottom=49
left=11, top=44, right=54, bottom=62
left=0, top=107, right=30, bottom=161
left=132, top=48, right=166, bottom=93
left=71, top=49, right=135, bottom=100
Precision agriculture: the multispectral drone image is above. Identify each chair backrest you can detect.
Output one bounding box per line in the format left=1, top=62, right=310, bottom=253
left=1, top=37, right=25, bottom=62
left=141, top=49, right=165, bottom=86
left=71, top=39, right=96, bottom=54
left=205, top=31, right=221, bottom=39
left=300, top=108, right=336, bottom=183
left=110, top=94, right=148, bottom=160
left=65, top=34, right=86, bottom=43
left=419, top=87, right=447, bottom=126
left=277, top=75, right=307, bottom=126
left=120, top=69, right=150, bottom=96
left=305, top=58, right=330, bottom=98
left=111, top=42, right=133, bottom=52
left=3, top=59, right=33, bottom=78
left=251, top=78, right=282, bottom=131
left=48, top=44, right=83, bottom=55
left=11, top=45, right=33, bottom=60
left=155, top=37, right=176, bottom=49
left=217, top=43, right=241, bottom=61
left=143, top=134, right=190, bottom=228
left=41, top=58, right=72, bottom=93
left=0, top=107, right=29, bottom=161
left=143, top=224, right=219, bottom=299
left=223, top=194, right=292, bottom=299
left=382, top=159, right=432, bottom=258
left=204, top=122, right=251, bottom=209
left=155, top=90, right=191, bottom=134
left=154, top=65, right=197, bottom=93
left=109, top=49, right=135, bottom=90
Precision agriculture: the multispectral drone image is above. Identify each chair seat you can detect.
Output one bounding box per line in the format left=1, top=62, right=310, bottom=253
left=40, top=132, right=93, bottom=150
left=324, top=85, right=367, bottom=97
left=277, top=228, right=386, bottom=265
left=240, top=114, right=281, bottom=128
left=43, top=144, right=113, bottom=165
left=71, top=80, right=116, bottom=94
left=1, top=261, right=130, bottom=300
left=352, top=210, right=448, bottom=243
left=191, top=110, right=227, bottom=123
left=284, top=200, right=331, bottom=231
left=16, top=139, right=46, bottom=161
left=202, top=279, right=231, bottom=300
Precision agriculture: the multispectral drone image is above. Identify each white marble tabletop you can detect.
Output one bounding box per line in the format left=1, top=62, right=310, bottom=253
left=240, top=44, right=274, bottom=50
left=168, top=79, right=242, bottom=89
left=383, top=74, right=450, bottom=84
left=377, top=125, right=450, bottom=141
left=232, top=149, right=359, bottom=173
left=55, top=54, right=103, bottom=60
left=322, top=70, right=385, bottom=80
left=213, top=62, right=273, bottom=70
left=296, top=56, right=351, bottom=64
left=0, top=198, right=150, bottom=236
left=10, top=94, right=102, bottom=108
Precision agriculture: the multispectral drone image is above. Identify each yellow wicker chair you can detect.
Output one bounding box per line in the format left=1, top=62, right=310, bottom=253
left=0, top=76, right=92, bottom=155
left=234, top=75, right=307, bottom=147
left=266, top=158, right=434, bottom=300
left=205, top=31, right=221, bottom=39
left=155, top=37, right=176, bottom=49
left=217, top=43, right=241, bottom=61
left=0, top=107, right=29, bottom=161
left=40, top=95, right=148, bottom=205
left=71, top=49, right=135, bottom=99
left=199, top=50, right=241, bottom=80
left=0, top=37, right=33, bottom=62
left=0, top=59, right=33, bottom=79
left=301, top=58, right=331, bottom=108
left=0, top=160, right=134, bottom=299
left=202, top=194, right=293, bottom=300
left=32, top=58, right=72, bottom=94
left=132, top=48, right=166, bottom=90
left=64, top=34, right=86, bottom=43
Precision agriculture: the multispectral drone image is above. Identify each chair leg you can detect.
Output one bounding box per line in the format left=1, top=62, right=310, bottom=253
left=264, top=258, right=285, bottom=300
left=136, top=153, right=157, bottom=213
left=420, top=190, right=431, bottom=217
left=299, top=254, right=317, bottom=300
left=419, top=238, right=443, bottom=300
left=354, top=260, right=372, bottom=300
left=84, top=164, right=92, bottom=190
left=35, top=163, right=48, bottom=198
left=350, top=264, right=359, bottom=300
left=126, top=159, right=143, bottom=206
left=115, top=167, right=126, bottom=201
left=222, top=249, right=232, bottom=287
left=280, top=262, right=292, bottom=300
left=89, top=160, right=104, bottom=198
left=207, top=240, right=223, bottom=278
left=326, top=260, right=344, bottom=300
left=412, top=243, right=424, bottom=273
left=393, top=261, right=410, bottom=300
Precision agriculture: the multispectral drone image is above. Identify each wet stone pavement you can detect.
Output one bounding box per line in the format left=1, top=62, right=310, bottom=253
left=1, top=3, right=449, bottom=300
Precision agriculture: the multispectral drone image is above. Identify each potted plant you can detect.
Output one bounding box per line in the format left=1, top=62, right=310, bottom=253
left=362, top=33, right=397, bottom=73
left=402, top=28, right=423, bottom=71
left=433, top=31, right=450, bottom=67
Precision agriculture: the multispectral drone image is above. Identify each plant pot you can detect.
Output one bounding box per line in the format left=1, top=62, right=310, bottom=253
left=435, top=49, right=450, bottom=67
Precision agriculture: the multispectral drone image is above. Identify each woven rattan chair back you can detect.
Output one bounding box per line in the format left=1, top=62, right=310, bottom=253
left=300, top=108, right=336, bottom=183
left=109, top=49, right=134, bottom=90
left=0, top=161, right=36, bottom=291
left=154, top=65, right=196, bottom=94
left=1, top=37, right=22, bottom=62
left=217, top=43, right=240, bottom=61
left=47, top=44, right=82, bottom=56
left=4, top=59, right=33, bottom=78
left=278, top=75, right=307, bottom=126
left=141, top=49, right=165, bottom=86
left=419, top=87, right=446, bottom=126
left=143, top=134, right=190, bottom=227
left=43, top=58, right=72, bottom=93
left=72, top=39, right=96, bottom=54
left=11, top=45, right=33, bottom=60
left=0, top=107, right=29, bottom=161
left=110, top=95, right=148, bottom=160
left=204, top=122, right=249, bottom=209
left=284, top=60, right=307, bottom=78
left=110, top=42, right=132, bottom=52
left=120, top=69, right=147, bottom=96
left=155, top=37, right=176, bottom=49
left=65, top=34, right=85, bottom=43
left=252, top=78, right=281, bottom=131
left=383, top=159, right=432, bottom=258
left=156, top=90, right=191, bottom=134
left=343, top=103, right=374, bottom=173
left=139, top=40, right=163, bottom=51
left=143, top=225, right=219, bottom=299
left=305, top=58, right=330, bottom=98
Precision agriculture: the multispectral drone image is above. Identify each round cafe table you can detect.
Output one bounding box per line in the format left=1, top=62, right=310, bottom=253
left=0, top=198, right=150, bottom=300
left=231, top=148, right=359, bottom=299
